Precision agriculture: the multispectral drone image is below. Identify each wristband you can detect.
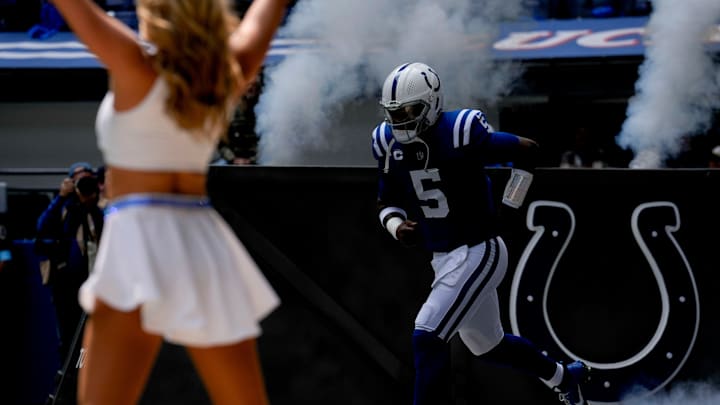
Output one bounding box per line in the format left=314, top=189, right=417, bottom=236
left=502, top=168, right=533, bottom=209
left=385, top=217, right=404, bottom=240
left=378, top=206, right=407, bottom=225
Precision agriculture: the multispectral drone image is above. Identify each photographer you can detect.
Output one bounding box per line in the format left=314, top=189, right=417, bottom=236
left=36, top=162, right=103, bottom=368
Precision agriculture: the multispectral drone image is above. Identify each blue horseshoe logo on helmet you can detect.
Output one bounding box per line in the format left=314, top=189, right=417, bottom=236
left=421, top=70, right=441, bottom=91
left=509, top=201, right=699, bottom=404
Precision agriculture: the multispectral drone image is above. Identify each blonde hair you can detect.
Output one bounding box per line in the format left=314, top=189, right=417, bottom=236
left=136, top=0, right=243, bottom=137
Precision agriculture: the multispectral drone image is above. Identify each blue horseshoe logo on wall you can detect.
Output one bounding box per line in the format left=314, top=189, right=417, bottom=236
left=509, top=201, right=700, bottom=404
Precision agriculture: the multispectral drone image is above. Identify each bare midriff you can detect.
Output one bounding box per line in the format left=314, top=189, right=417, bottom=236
left=105, top=166, right=208, bottom=200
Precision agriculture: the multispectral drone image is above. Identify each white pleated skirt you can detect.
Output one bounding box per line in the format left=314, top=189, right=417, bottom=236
left=79, top=193, right=280, bottom=347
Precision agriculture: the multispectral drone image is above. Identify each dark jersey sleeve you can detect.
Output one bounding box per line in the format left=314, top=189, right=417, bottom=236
left=481, top=131, right=522, bottom=164
left=457, top=109, right=521, bottom=164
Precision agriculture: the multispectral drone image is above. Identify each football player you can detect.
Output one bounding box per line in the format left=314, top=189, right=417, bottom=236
left=371, top=62, right=589, bottom=405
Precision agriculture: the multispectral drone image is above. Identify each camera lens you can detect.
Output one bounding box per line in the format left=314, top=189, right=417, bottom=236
left=75, top=176, right=99, bottom=196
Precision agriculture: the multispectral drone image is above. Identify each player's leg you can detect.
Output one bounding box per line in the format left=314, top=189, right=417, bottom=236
left=456, top=237, right=557, bottom=376
left=411, top=273, right=465, bottom=405
left=457, top=238, right=589, bottom=403
left=458, top=291, right=590, bottom=404
left=186, top=338, right=270, bottom=405
left=458, top=290, right=559, bottom=380
left=77, top=300, right=163, bottom=405
left=411, top=237, right=506, bottom=405
left=411, top=329, right=452, bottom=405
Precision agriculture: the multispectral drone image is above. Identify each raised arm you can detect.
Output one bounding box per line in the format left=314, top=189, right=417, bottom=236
left=50, top=0, right=145, bottom=75
left=230, top=0, right=288, bottom=89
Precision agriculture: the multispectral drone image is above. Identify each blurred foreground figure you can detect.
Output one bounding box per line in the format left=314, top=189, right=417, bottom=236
left=49, top=0, right=288, bottom=403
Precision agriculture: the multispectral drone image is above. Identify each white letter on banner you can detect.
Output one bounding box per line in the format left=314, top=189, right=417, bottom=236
left=493, top=30, right=590, bottom=51
left=576, top=27, right=646, bottom=48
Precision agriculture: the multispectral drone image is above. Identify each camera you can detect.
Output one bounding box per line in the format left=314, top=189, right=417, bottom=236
left=75, top=176, right=99, bottom=197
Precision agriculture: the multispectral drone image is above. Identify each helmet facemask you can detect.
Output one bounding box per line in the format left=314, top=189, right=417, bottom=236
left=382, top=100, right=431, bottom=143
left=380, top=62, right=443, bottom=144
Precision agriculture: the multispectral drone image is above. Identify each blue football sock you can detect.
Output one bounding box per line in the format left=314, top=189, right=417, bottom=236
left=479, top=333, right=559, bottom=382
left=412, top=329, right=452, bottom=405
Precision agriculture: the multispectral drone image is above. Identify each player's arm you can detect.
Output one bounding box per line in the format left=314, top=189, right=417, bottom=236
left=230, top=0, right=288, bottom=91
left=462, top=110, right=540, bottom=168
left=371, top=124, right=419, bottom=245
left=377, top=193, right=418, bottom=244
left=375, top=168, right=420, bottom=245
left=50, top=0, right=146, bottom=76
left=492, top=132, right=540, bottom=171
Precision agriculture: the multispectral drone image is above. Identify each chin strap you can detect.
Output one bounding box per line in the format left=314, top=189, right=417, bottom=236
left=383, top=138, right=396, bottom=173
left=415, top=136, right=430, bottom=170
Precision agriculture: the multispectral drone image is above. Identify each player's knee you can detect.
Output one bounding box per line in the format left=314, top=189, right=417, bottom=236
left=413, top=302, right=437, bottom=332
left=458, top=327, right=504, bottom=356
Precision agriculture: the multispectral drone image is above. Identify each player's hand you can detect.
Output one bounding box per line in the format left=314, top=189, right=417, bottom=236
left=59, top=178, right=75, bottom=197
left=518, top=136, right=539, bottom=149
left=396, top=220, right=420, bottom=246
left=515, top=136, right=540, bottom=172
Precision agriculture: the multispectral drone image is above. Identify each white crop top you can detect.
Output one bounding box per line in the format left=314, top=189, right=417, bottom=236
left=96, top=78, right=218, bottom=173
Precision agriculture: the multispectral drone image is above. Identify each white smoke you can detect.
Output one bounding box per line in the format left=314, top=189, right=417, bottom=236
left=255, top=0, right=527, bottom=165
left=617, top=0, right=720, bottom=168
left=620, top=381, right=720, bottom=405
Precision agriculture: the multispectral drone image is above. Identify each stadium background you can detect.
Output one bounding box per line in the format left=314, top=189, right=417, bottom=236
left=1, top=1, right=720, bottom=404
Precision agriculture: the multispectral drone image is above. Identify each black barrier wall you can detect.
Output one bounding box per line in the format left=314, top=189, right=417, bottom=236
left=206, top=166, right=720, bottom=405
left=5, top=166, right=720, bottom=404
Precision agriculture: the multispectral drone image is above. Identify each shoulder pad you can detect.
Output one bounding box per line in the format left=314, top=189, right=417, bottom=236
left=451, top=109, right=490, bottom=149
left=371, top=122, right=394, bottom=159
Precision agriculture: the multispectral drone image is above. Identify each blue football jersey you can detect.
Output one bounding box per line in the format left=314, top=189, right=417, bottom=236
left=371, top=109, right=521, bottom=252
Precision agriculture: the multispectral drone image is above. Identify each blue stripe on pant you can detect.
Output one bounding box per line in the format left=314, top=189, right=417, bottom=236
left=436, top=238, right=499, bottom=341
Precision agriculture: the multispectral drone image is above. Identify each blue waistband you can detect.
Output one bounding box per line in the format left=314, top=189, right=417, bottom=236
left=105, top=194, right=211, bottom=215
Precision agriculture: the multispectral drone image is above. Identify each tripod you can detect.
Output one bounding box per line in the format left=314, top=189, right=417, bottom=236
left=46, top=312, right=87, bottom=405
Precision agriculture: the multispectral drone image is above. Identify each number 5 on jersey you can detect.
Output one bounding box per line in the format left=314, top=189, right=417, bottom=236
left=410, top=169, right=449, bottom=218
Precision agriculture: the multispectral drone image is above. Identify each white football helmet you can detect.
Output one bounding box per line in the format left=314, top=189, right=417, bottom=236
left=380, top=62, right=443, bottom=143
